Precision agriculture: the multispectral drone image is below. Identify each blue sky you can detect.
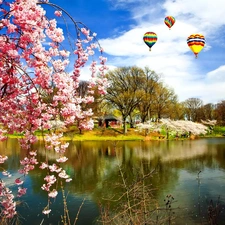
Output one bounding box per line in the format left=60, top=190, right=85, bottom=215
left=46, top=0, right=225, bottom=104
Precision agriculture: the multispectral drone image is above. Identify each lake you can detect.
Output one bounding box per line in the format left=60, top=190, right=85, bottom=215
left=0, top=137, right=225, bottom=224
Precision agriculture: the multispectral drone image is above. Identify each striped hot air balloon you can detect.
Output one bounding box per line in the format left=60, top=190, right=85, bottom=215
left=164, top=16, right=176, bottom=29
left=187, top=34, right=205, bottom=58
left=143, top=32, right=157, bottom=51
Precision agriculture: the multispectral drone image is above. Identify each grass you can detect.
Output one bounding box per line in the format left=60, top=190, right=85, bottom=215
left=7, top=126, right=225, bottom=141
left=63, top=127, right=147, bottom=141
left=213, top=126, right=225, bottom=135
left=6, top=127, right=159, bottom=141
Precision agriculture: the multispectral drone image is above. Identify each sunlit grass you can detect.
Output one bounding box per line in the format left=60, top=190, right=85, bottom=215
left=64, top=128, right=145, bottom=141
left=7, top=126, right=225, bottom=141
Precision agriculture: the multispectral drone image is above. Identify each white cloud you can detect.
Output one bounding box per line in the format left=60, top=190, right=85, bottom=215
left=163, top=0, right=225, bottom=27
left=100, top=0, right=225, bottom=104
left=206, top=65, right=225, bottom=83
left=78, top=64, right=116, bottom=81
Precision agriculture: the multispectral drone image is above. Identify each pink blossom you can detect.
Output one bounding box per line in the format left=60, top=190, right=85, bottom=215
left=2, top=170, right=11, bottom=177
left=49, top=163, right=62, bottom=173
left=42, top=209, right=51, bottom=215
left=41, top=184, right=50, bottom=192
left=29, top=151, right=37, bottom=156
left=20, top=157, right=30, bottom=165
left=48, top=189, right=58, bottom=198
left=56, top=156, right=68, bottom=163
left=81, top=28, right=90, bottom=36
left=58, top=170, right=69, bottom=179
left=59, top=50, right=70, bottom=57
left=88, top=50, right=95, bottom=55
left=54, top=10, right=62, bottom=17
left=15, top=178, right=24, bottom=185
left=44, top=175, right=56, bottom=185
left=0, top=155, right=8, bottom=164
left=39, top=162, right=49, bottom=169
left=17, top=187, right=27, bottom=197
left=0, top=0, right=107, bottom=218
left=0, top=181, right=17, bottom=218
left=29, top=158, right=38, bottom=165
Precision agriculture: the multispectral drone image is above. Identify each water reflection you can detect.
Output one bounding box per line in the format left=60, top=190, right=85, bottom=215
left=0, top=138, right=225, bottom=224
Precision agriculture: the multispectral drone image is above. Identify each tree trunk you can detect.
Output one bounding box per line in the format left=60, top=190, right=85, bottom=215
left=123, top=117, right=127, bottom=134
left=129, top=115, right=134, bottom=128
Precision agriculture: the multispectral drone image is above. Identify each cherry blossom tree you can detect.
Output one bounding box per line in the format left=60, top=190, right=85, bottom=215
left=136, top=119, right=209, bottom=138
left=159, top=118, right=209, bottom=136
left=0, top=0, right=108, bottom=220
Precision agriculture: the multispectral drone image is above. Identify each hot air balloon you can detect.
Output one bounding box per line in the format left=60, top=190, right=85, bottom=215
left=143, top=32, right=157, bottom=51
left=164, top=16, right=175, bottom=29
left=187, top=34, right=205, bottom=58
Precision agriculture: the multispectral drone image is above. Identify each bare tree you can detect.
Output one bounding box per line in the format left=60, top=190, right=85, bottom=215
left=104, top=67, right=145, bottom=134
left=214, top=100, right=225, bottom=125
left=153, top=83, right=178, bottom=120
left=169, top=102, right=186, bottom=120
left=137, top=68, right=160, bottom=122
left=201, top=103, right=216, bottom=121
left=184, top=98, right=204, bottom=122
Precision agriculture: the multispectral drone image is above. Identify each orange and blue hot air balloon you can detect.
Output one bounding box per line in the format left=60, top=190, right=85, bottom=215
left=164, top=16, right=176, bottom=29
left=143, top=32, right=157, bottom=51
left=187, top=34, right=205, bottom=58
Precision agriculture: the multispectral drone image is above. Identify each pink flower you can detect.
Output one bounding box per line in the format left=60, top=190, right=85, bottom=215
left=29, top=158, right=38, bottom=165
left=48, top=189, right=58, bottom=198
left=49, top=163, right=61, bottom=172
left=44, top=175, right=56, bottom=185
left=59, top=50, right=70, bottom=57
left=0, top=0, right=108, bottom=218
left=56, top=156, right=68, bottom=163
left=42, top=209, right=51, bottom=215
left=17, top=187, right=27, bottom=197
left=20, top=157, right=29, bottom=165
left=29, top=151, right=37, bottom=156
left=2, top=170, right=11, bottom=177
left=40, top=162, right=48, bottom=169
left=41, top=184, right=50, bottom=192
left=81, top=28, right=90, bottom=36
left=0, top=182, right=17, bottom=218
left=58, top=170, right=69, bottom=179
left=54, top=10, right=62, bottom=17
left=0, top=155, right=8, bottom=164
left=15, top=178, right=24, bottom=185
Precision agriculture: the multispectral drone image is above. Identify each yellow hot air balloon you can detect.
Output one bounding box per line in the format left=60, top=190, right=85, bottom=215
left=187, top=34, right=205, bottom=58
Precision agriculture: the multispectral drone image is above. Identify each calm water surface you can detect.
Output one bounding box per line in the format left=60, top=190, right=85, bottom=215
left=0, top=138, right=225, bottom=224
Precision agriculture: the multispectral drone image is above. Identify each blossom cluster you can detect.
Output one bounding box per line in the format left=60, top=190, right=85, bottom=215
left=0, top=0, right=108, bottom=218
left=0, top=180, right=16, bottom=218
left=136, top=119, right=209, bottom=136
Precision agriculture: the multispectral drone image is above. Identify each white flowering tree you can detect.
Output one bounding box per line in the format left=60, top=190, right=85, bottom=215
left=159, top=118, right=209, bottom=137
left=201, top=119, right=217, bottom=133
left=0, top=0, right=108, bottom=220
left=136, top=119, right=209, bottom=138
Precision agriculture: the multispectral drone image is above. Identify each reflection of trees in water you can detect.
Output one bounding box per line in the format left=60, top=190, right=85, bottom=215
left=0, top=139, right=21, bottom=171
left=131, top=139, right=225, bottom=172
left=96, top=160, right=178, bottom=224
left=1, top=138, right=225, bottom=223
left=30, top=140, right=181, bottom=206
left=214, top=144, right=225, bottom=170
left=2, top=138, right=225, bottom=195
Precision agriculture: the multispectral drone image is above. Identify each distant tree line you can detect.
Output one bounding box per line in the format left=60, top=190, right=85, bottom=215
left=78, top=66, right=225, bottom=133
